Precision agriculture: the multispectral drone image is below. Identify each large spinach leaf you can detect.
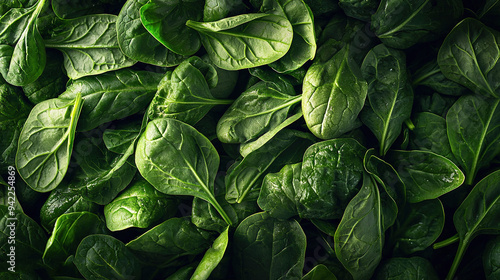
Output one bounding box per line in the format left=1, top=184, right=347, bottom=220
left=360, top=44, right=413, bottom=156
left=0, top=0, right=45, bottom=86
left=186, top=13, right=293, bottom=70
left=334, top=173, right=384, bottom=280
left=104, top=178, right=177, bottom=231
left=297, top=138, right=365, bottom=219
left=44, top=14, right=136, bottom=80
left=438, top=18, right=500, bottom=98
left=74, top=234, right=141, bottom=280
left=385, top=150, right=464, bottom=203
left=136, top=118, right=232, bottom=225
left=117, top=0, right=186, bottom=66
left=59, top=69, right=163, bottom=132
left=302, top=45, right=367, bottom=139
left=140, top=0, right=204, bottom=56
left=233, top=212, right=306, bottom=280
left=372, top=0, right=463, bottom=49
left=446, top=94, right=500, bottom=185
left=448, top=170, right=500, bottom=280
left=338, top=0, right=378, bottom=21
left=203, top=0, right=247, bottom=21
left=16, top=94, right=83, bottom=192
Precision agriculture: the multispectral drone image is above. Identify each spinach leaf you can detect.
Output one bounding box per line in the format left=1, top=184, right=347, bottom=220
left=446, top=94, right=500, bottom=185
left=0, top=206, right=47, bottom=269
left=297, top=138, right=366, bottom=219
left=39, top=186, right=99, bottom=232
left=74, top=234, right=141, bottom=280
left=409, top=112, right=456, bottom=163
left=203, top=0, right=247, bottom=21
left=448, top=170, right=500, bottom=279
left=42, top=212, right=107, bottom=270
left=225, top=129, right=311, bottom=203
left=104, top=178, right=177, bottom=231
left=258, top=162, right=301, bottom=219
left=51, top=0, right=111, bottom=19
left=126, top=218, right=213, bottom=261
left=186, top=13, right=293, bottom=70
left=374, top=257, right=440, bottom=280
left=59, top=69, right=163, bottom=132
left=135, top=118, right=232, bottom=225
left=412, top=59, right=468, bottom=96
left=233, top=212, right=306, bottom=280
left=372, top=0, right=463, bottom=49
left=0, top=0, right=46, bottom=86
left=413, top=91, right=456, bottom=117
left=22, top=49, right=68, bottom=104
left=483, top=236, right=500, bottom=280
left=70, top=135, right=136, bottom=205
left=389, top=199, right=444, bottom=255
left=302, top=45, right=368, bottom=139
left=360, top=44, right=413, bottom=156
left=44, top=14, right=136, bottom=80
left=117, top=0, right=186, bottom=66
left=302, top=264, right=337, bottom=280
left=16, top=94, right=83, bottom=192
left=140, top=0, right=203, bottom=56
left=148, top=57, right=232, bottom=125
left=386, top=150, right=465, bottom=203
left=438, top=18, right=500, bottom=98
left=334, top=173, right=384, bottom=280
left=338, top=0, right=378, bottom=21
left=190, top=227, right=229, bottom=280
left=217, top=81, right=301, bottom=144
left=102, top=119, right=142, bottom=154
left=261, top=0, right=316, bottom=73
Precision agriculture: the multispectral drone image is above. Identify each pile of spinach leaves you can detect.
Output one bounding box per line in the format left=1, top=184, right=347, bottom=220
left=1, top=0, right=499, bottom=279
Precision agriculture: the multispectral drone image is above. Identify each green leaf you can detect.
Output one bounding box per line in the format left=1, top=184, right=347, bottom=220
left=102, top=119, right=142, bottom=154
left=334, top=173, right=383, bottom=280
left=338, top=0, right=378, bottom=21
left=74, top=234, right=141, bottom=280
left=117, top=0, right=186, bottom=66
left=203, top=0, right=247, bottom=21
left=258, top=162, right=301, bottom=219
left=140, top=0, right=204, bottom=56
left=385, top=150, right=465, bottom=203
left=446, top=95, right=500, bottom=185
left=186, top=13, right=293, bottom=70
left=42, top=212, right=107, bottom=269
left=412, top=59, right=469, bottom=96
left=190, top=227, right=229, bottom=280
left=262, top=0, right=316, bottom=73
left=372, top=0, right=463, bottom=49
left=360, top=44, right=413, bottom=156
left=104, top=178, right=177, bottom=231
left=0, top=206, right=47, bottom=269
left=59, top=69, right=163, bottom=132
left=135, top=118, right=232, bottom=225
left=217, top=81, right=301, bottom=144
left=390, top=199, right=445, bottom=255
left=297, top=138, right=366, bottom=219
left=302, top=45, right=367, bottom=139
left=374, top=257, right=440, bottom=280
left=302, top=264, right=337, bottom=280
left=126, top=218, right=213, bottom=261
left=438, top=18, right=500, bottom=98
left=148, top=57, right=231, bottom=125
left=44, top=14, right=136, bottom=80
left=448, top=170, right=500, bottom=279
left=233, top=212, right=306, bottom=280
left=0, top=0, right=46, bottom=86
left=483, top=235, right=500, bottom=280
left=16, top=94, right=83, bottom=192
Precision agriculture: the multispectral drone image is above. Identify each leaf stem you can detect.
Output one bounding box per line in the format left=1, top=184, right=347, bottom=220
left=446, top=240, right=467, bottom=280
left=209, top=195, right=233, bottom=226
left=433, top=233, right=459, bottom=249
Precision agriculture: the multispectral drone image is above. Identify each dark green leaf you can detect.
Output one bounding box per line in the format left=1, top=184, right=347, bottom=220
left=412, top=59, right=469, bottom=96
left=483, top=235, right=500, bottom=280
left=338, top=0, right=378, bottom=21
left=190, top=227, right=229, bottom=280
left=374, top=257, right=440, bottom=280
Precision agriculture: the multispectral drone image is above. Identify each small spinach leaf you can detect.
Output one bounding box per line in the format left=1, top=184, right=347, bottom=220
left=338, top=0, right=378, bottom=21
left=374, top=257, right=440, bottom=280
left=16, top=94, right=83, bottom=192
left=302, top=264, right=337, bottom=280
left=190, top=227, right=229, bottom=280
